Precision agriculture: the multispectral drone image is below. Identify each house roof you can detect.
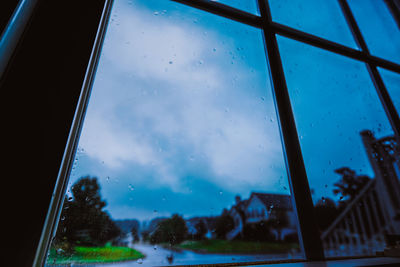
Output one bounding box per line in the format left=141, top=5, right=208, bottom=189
left=250, top=192, right=292, bottom=210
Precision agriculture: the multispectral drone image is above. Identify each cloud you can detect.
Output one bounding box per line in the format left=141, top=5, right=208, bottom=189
left=78, top=0, right=287, bottom=195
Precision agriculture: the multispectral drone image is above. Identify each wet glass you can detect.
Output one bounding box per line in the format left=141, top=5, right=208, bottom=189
left=268, top=0, right=357, bottom=48
left=348, top=0, right=400, bottom=64
left=378, top=67, right=400, bottom=115
left=213, top=0, right=260, bottom=15
left=277, top=36, right=399, bottom=257
left=44, top=0, right=301, bottom=265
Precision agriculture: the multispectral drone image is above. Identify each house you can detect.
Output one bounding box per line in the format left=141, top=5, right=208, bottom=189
left=227, top=192, right=297, bottom=240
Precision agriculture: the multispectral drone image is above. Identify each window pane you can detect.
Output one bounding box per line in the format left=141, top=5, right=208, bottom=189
left=378, top=68, right=400, bottom=115
left=45, top=0, right=302, bottom=265
left=348, top=0, right=400, bottom=63
left=277, top=35, right=400, bottom=257
left=268, top=0, right=357, bottom=48
left=213, top=0, right=260, bottom=15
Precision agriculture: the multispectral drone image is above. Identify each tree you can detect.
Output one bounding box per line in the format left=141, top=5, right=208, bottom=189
left=55, top=176, right=121, bottom=247
left=267, top=209, right=290, bottom=241
left=194, top=220, right=207, bottom=240
left=150, top=214, right=188, bottom=245
left=215, top=211, right=234, bottom=239
left=131, top=227, right=139, bottom=243
left=333, top=167, right=371, bottom=205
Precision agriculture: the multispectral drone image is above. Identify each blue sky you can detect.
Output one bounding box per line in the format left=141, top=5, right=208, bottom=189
left=67, top=0, right=399, bottom=222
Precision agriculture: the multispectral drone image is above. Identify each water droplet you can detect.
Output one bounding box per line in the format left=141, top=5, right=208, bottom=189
left=169, top=61, right=173, bottom=64
left=137, top=258, right=143, bottom=264
left=162, top=196, right=166, bottom=201
left=153, top=210, right=158, bottom=214
left=128, top=184, right=135, bottom=191
left=219, top=190, right=223, bottom=195
left=198, top=60, right=204, bottom=65
left=153, top=245, right=157, bottom=250
left=270, top=118, right=274, bottom=123
left=153, top=11, right=159, bottom=15
left=260, top=96, right=265, bottom=101
left=212, top=48, right=217, bottom=52
left=324, top=184, right=328, bottom=188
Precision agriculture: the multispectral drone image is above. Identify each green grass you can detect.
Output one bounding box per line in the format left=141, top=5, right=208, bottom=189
left=47, top=245, right=145, bottom=265
left=178, top=240, right=299, bottom=254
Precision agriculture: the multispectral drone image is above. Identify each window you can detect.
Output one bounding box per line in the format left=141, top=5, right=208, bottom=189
left=34, top=0, right=400, bottom=266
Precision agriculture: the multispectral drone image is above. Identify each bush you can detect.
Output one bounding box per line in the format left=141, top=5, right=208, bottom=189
left=242, top=221, right=275, bottom=242
left=150, top=214, right=188, bottom=245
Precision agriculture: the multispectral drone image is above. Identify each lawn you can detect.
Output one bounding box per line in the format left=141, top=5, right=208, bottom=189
left=47, top=245, right=145, bottom=265
left=178, top=240, right=299, bottom=254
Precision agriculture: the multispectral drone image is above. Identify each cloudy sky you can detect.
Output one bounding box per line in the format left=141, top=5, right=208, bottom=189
left=67, top=0, right=398, bottom=222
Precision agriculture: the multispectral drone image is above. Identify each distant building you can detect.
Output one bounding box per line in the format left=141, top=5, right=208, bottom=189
left=227, top=192, right=297, bottom=240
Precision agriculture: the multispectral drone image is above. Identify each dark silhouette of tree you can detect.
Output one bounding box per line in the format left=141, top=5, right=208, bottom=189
left=215, top=210, right=234, bottom=239
left=314, top=197, right=339, bottom=230
left=56, top=176, right=121, bottom=247
left=131, top=227, right=139, bottom=243
left=333, top=167, right=371, bottom=205
left=193, top=220, right=207, bottom=240
left=150, top=214, right=188, bottom=245
left=267, top=209, right=290, bottom=240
